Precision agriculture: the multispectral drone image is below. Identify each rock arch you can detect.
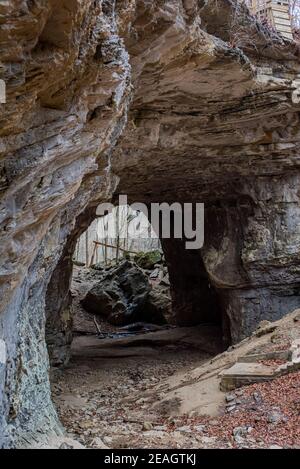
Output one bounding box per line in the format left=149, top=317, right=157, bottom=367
left=1, top=0, right=300, bottom=447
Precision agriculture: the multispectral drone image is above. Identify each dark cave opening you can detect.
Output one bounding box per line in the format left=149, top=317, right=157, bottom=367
left=161, top=237, right=231, bottom=346
left=45, top=203, right=230, bottom=371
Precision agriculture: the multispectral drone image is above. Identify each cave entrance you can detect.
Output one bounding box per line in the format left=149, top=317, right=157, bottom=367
left=47, top=203, right=227, bottom=447
left=46, top=202, right=227, bottom=369
left=68, top=203, right=227, bottom=344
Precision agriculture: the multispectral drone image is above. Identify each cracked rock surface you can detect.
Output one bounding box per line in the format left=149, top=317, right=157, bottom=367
left=1, top=0, right=300, bottom=447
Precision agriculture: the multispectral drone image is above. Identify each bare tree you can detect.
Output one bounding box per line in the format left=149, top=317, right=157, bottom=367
left=244, top=0, right=300, bottom=38
left=290, top=0, right=300, bottom=30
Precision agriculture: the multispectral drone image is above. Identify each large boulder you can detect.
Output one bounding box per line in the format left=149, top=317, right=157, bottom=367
left=147, top=289, right=173, bottom=324
left=81, top=261, right=168, bottom=326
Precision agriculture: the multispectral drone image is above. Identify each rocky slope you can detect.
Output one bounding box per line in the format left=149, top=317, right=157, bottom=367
left=1, top=0, right=300, bottom=447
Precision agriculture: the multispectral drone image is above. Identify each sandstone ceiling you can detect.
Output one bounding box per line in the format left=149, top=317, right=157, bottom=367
left=1, top=0, right=300, bottom=448
left=112, top=1, right=300, bottom=202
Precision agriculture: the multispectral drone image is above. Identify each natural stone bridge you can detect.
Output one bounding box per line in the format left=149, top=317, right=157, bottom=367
left=1, top=0, right=300, bottom=447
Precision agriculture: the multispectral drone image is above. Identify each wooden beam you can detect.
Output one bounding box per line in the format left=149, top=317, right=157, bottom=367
left=93, top=240, right=138, bottom=255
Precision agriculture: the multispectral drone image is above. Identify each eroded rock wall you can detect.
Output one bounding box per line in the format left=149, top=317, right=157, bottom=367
left=1, top=0, right=300, bottom=447
left=0, top=0, right=131, bottom=447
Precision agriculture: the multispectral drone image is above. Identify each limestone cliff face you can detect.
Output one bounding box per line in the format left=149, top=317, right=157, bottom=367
left=0, top=0, right=300, bottom=447
left=0, top=0, right=132, bottom=447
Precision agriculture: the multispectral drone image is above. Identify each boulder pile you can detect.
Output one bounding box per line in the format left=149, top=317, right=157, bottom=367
left=81, top=259, right=172, bottom=326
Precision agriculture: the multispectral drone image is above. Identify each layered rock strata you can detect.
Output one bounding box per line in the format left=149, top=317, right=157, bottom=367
left=0, top=0, right=300, bottom=447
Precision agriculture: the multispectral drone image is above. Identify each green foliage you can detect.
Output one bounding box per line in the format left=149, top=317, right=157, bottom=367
left=134, top=250, right=162, bottom=270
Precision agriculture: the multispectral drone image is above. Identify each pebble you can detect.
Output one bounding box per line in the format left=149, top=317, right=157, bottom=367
left=225, top=393, right=236, bottom=403
left=177, top=426, right=192, bottom=433
left=195, top=425, right=206, bottom=433
left=209, top=419, right=219, bottom=426
left=253, top=391, right=262, bottom=403
left=233, top=426, right=251, bottom=444
left=226, top=405, right=236, bottom=413
left=92, top=437, right=109, bottom=449
left=267, top=411, right=287, bottom=425
left=201, top=436, right=217, bottom=445
left=59, top=443, right=74, bottom=449
left=103, top=436, right=113, bottom=445
left=143, top=430, right=167, bottom=438
left=153, top=425, right=167, bottom=431
left=79, top=420, right=92, bottom=430
left=142, top=422, right=153, bottom=431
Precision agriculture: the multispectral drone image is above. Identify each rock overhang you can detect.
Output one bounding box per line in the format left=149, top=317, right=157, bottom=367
left=1, top=0, right=300, bottom=447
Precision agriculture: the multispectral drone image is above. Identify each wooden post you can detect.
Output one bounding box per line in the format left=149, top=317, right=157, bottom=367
left=96, top=220, right=99, bottom=264
left=89, top=243, right=97, bottom=267
left=85, top=230, right=89, bottom=267
left=75, top=241, right=80, bottom=262
left=115, top=205, right=120, bottom=263
left=104, top=220, right=108, bottom=266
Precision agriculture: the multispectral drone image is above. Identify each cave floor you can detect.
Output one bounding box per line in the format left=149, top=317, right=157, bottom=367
left=51, top=265, right=229, bottom=449
left=51, top=327, right=223, bottom=449
left=50, top=309, right=300, bottom=449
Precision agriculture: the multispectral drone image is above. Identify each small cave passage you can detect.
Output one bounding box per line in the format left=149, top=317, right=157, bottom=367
left=161, top=237, right=230, bottom=346
left=68, top=206, right=227, bottom=344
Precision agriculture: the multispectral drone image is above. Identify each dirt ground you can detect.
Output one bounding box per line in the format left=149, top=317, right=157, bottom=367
left=51, top=321, right=300, bottom=449
left=51, top=339, right=215, bottom=448
left=50, top=270, right=300, bottom=450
